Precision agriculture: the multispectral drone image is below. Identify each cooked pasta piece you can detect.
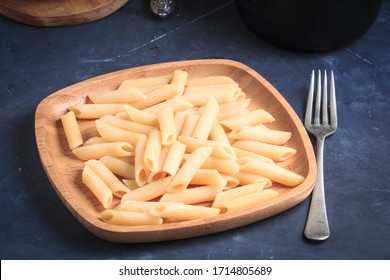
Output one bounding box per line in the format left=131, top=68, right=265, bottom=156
left=165, top=146, right=213, bottom=193
left=192, top=96, right=219, bottom=140
left=149, top=203, right=220, bottom=221
left=237, top=157, right=305, bottom=187
left=143, top=129, right=162, bottom=173
left=229, top=126, right=292, bottom=145
left=158, top=107, right=176, bottom=146
left=212, top=189, right=278, bottom=214
left=72, top=142, right=133, bottom=160
left=82, top=165, right=113, bottom=208
left=100, top=209, right=163, bottom=226
left=85, top=160, right=130, bottom=198
left=60, top=111, right=83, bottom=149
left=69, top=104, right=125, bottom=119
left=99, top=156, right=135, bottom=180
left=88, top=87, right=146, bottom=104
left=95, top=119, right=142, bottom=146
left=233, top=140, right=296, bottom=161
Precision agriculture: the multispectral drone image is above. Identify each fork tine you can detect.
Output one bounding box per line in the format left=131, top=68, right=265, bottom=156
left=329, top=70, right=337, bottom=128
left=314, top=70, right=322, bottom=126
left=322, top=70, right=328, bottom=125
left=304, top=70, right=315, bottom=127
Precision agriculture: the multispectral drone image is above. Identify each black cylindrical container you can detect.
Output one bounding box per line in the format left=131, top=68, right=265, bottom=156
left=235, top=0, right=383, bottom=51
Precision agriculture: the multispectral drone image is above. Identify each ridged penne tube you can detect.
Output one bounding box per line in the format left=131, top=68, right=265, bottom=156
left=99, top=115, right=154, bottom=135
left=88, top=87, right=146, bottom=104
left=60, top=111, right=83, bottom=149
left=149, top=203, right=220, bottom=221
left=166, top=146, right=213, bottom=193
left=237, top=157, right=305, bottom=187
left=220, top=174, right=240, bottom=190
left=170, top=70, right=188, bottom=96
left=212, top=189, right=278, bottom=214
left=232, top=147, right=275, bottom=165
left=217, top=98, right=251, bottom=120
left=99, top=156, right=135, bottom=180
left=178, top=136, right=236, bottom=159
left=122, top=179, right=139, bottom=190
left=68, top=104, right=125, bottom=119
left=85, top=160, right=130, bottom=198
left=229, top=126, right=292, bottom=145
left=209, top=120, right=230, bottom=144
left=82, top=165, right=113, bottom=208
left=183, top=154, right=239, bottom=174
left=119, top=74, right=172, bottom=90
left=143, top=129, right=162, bottom=173
left=99, top=209, right=163, bottom=226
left=72, top=142, right=133, bottom=160
left=213, top=183, right=267, bottom=205
left=174, top=111, right=188, bottom=136
left=134, top=135, right=149, bottom=186
left=158, top=107, right=176, bottom=146
left=185, top=75, right=236, bottom=86
left=190, top=169, right=225, bottom=186
left=162, top=140, right=186, bottom=176
left=95, top=120, right=142, bottom=146
left=124, top=104, right=158, bottom=127
left=130, top=84, right=179, bottom=110
left=147, top=145, right=169, bottom=183
left=226, top=171, right=272, bottom=188
left=116, top=200, right=178, bottom=212
left=192, top=96, right=219, bottom=140
left=83, top=136, right=108, bottom=146
left=115, top=111, right=130, bottom=120
left=179, top=111, right=199, bottom=137
left=160, top=184, right=223, bottom=204
left=182, top=87, right=238, bottom=106
left=233, top=141, right=296, bottom=161
left=121, top=176, right=173, bottom=202
left=220, top=109, right=275, bottom=130
left=143, top=98, right=193, bottom=115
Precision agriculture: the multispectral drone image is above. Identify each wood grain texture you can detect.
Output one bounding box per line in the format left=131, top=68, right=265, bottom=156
left=35, top=59, right=317, bottom=243
left=0, top=0, right=128, bottom=26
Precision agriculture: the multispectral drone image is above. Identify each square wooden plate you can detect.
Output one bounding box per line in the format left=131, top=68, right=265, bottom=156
left=35, top=59, right=317, bottom=243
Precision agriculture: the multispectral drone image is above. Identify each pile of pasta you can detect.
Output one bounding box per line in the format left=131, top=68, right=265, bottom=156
left=60, top=70, right=305, bottom=226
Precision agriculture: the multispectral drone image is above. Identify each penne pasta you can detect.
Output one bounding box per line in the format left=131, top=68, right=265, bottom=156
left=143, top=129, right=162, bottom=173
left=192, top=96, right=219, bottom=140
left=134, top=135, right=150, bottom=186
left=174, top=110, right=188, bottom=136
left=212, top=189, right=278, bottom=214
left=130, top=84, right=179, bottom=110
left=122, top=179, right=139, bottom=191
left=185, top=75, right=236, bottom=86
left=209, top=120, right=230, bottom=144
left=229, top=125, right=292, bottom=145
left=72, top=142, right=133, bottom=160
left=69, top=104, right=125, bottom=119
left=237, top=157, right=305, bottom=187
left=99, top=114, right=154, bottom=135
left=220, top=174, right=240, bottom=190
left=158, top=107, right=176, bottom=146
left=149, top=203, right=220, bottom=221
left=162, top=140, right=186, bottom=176
left=119, top=74, right=172, bottom=89
left=220, top=109, right=275, bottom=130
left=183, top=154, right=239, bottom=174
left=226, top=171, right=272, bottom=188
left=60, top=111, right=83, bottom=149
left=190, top=169, right=225, bottom=186
left=170, top=70, right=188, bottom=96
left=95, top=119, right=142, bottom=146
left=88, top=87, right=146, bottom=104
left=99, top=156, right=135, bottom=180
left=124, top=104, right=159, bottom=127
left=217, top=98, right=251, bottom=120
left=82, top=165, right=113, bottom=208
left=116, top=200, right=179, bottom=212
left=85, top=159, right=130, bottom=198
left=147, top=145, right=169, bottom=183
left=213, top=183, right=267, bottom=205
left=121, top=176, right=173, bottom=202
left=232, top=146, right=275, bottom=165
left=166, top=146, right=213, bottom=193
left=179, top=110, right=200, bottom=137
left=100, top=209, right=163, bottom=226
left=178, top=135, right=236, bottom=159
left=83, top=136, right=108, bottom=146
left=160, top=184, right=224, bottom=204
left=143, top=98, right=193, bottom=115
left=233, top=140, right=296, bottom=161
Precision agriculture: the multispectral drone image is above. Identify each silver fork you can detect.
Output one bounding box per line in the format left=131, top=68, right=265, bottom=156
left=304, top=70, right=337, bottom=240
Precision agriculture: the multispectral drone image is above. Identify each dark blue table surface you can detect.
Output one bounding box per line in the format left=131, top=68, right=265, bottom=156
left=1, top=0, right=389, bottom=260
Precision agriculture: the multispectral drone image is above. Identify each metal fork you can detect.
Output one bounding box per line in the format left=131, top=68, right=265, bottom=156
left=304, top=70, right=337, bottom=240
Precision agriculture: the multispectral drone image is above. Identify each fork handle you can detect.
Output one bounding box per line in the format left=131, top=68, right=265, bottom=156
left=304, top=136, right=330, bottom=240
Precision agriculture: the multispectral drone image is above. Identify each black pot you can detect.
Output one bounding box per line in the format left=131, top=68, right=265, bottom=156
left=235, top=0, right=383, bottom=52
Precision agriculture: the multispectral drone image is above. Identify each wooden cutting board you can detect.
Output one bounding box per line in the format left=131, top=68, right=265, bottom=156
left=0, top=0, right=129, bottom=26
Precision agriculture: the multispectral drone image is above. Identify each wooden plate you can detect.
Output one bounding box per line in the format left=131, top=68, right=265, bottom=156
left=35, top=59, right=317, bottom=243
left=0, top=0, right=128, bottom=27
